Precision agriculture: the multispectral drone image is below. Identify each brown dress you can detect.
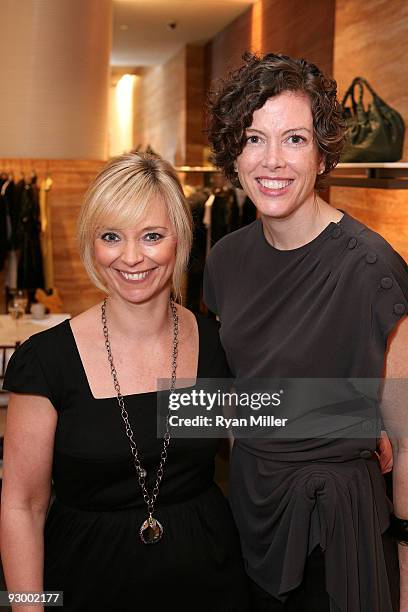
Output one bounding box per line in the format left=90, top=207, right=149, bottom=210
left=204, top=211, right=408, bottom=612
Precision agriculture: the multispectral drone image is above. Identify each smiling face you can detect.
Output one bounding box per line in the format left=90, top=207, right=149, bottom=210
left=236, top=91, right=325, bottom=221
left=93, top=196, right=177, bottom=305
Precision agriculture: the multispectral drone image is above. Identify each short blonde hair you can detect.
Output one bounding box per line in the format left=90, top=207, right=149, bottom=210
left=77, top=151, right=192, bottom=301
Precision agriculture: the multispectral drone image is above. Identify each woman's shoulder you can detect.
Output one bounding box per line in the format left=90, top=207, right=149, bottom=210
left=3, top=319, right=72, bottom=407
left=332, top=213, right=408, bottom=296
left=9, top=307, right=98, bottom=376
left=13, top=317, right=75, bottom=371
left=21, top=317, right=72, bottom=355
left=338, top=213, right=408, bottom=338
left=340, top=212, right=407, bottom=274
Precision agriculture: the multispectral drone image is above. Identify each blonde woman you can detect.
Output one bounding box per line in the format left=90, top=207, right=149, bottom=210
left=1, top=152, right=249, bottom=611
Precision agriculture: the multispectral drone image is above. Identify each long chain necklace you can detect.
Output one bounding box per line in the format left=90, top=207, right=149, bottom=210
left=101, top=297, right=179, bottom=544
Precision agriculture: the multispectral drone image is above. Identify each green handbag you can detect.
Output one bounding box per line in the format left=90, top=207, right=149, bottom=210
left=340, top=77, right=405, bottom=162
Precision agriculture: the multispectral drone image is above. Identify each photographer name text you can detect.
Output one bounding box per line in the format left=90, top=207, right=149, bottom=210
left=168, top=415, right=288, bottom=428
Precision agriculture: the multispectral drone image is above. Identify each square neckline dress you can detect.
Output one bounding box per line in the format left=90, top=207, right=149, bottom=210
left=3, top=314, right=249, bottom=611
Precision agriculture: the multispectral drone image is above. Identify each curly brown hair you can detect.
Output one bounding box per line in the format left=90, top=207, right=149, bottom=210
left=207, top=52, right=346, bottom=190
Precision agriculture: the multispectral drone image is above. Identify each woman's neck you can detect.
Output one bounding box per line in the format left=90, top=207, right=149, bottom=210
left=261, top=196, right=343, bottom=250
left=103, top=291, right=173, bottom=342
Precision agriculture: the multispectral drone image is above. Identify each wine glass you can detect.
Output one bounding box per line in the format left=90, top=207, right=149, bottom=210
left=8, top=289, right=28, bottom=328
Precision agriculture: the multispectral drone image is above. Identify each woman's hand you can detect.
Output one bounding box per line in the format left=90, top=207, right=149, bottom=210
left=376, top=430, right=393, bottom=474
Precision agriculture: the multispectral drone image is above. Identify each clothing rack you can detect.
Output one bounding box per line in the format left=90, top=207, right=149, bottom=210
left=176, top=167, right=256, bottom=313
left=0, top=168, right=54, bottom=313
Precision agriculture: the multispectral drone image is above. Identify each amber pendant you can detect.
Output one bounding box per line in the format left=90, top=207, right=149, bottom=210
left=140, top=516, right=163, bottom=544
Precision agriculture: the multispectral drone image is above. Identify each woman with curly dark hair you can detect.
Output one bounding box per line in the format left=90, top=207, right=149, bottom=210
left=205, top=53, right=408, bottom=611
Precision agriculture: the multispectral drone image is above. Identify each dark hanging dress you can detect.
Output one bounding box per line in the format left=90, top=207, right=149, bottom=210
left=3, top=315, right=249, bottom=611
left=203, top=211, right=408, bottom=612
left=16, top=178, right=44, bottom=291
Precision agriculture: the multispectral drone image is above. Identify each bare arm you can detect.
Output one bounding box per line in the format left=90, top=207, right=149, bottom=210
left=376, top=430, right=393, bottom=474
left=382, top=316, right=408, bottom=611
left=0, top=393, right=57, bottom=612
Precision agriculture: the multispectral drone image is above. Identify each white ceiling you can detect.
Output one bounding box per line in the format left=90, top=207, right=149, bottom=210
left=112, top=0, right=255, bottom=66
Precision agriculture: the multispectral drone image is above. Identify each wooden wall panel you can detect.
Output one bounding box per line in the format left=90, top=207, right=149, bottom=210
left=186, top=45, right=206, bottom=166
left=48, top=160, right=105, bottom=316
left=206, top=0, right=335, bottom=87
left=134, top=48, right=187, bottom=165
left=261, top=0, right=334, bottom=76
left=134, top=45, right=205, bottom=167
left=0, top=159, right=105, bottom=317
left=331, top=0, right=408, bottom=263
left=205, top=6, right=251, bottom=89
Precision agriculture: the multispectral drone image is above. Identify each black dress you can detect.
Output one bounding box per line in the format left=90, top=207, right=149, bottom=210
left=204, top=212, right=408, bottom=612
left=3, top=315, right=249, bottom=611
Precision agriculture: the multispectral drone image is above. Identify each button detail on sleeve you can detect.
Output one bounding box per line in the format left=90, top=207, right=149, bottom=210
left=331, top=227, right=342, bottom=239
left=366, top=252, right=377, bottom=264
left=348, top=237, right=357, bottom=249
left=360, top=450, right=372, bottom=459
left=394, top=303, right=406, bottom=315
left=380, top=277, right=393, bottom=290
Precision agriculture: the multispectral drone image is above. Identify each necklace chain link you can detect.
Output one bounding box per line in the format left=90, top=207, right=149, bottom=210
left=101, top=298, right=178, bottom=517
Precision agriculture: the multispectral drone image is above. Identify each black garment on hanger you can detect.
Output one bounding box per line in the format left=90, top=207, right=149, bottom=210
left=211, top=189, right=238, bottom=245
left=13, top=179, right=27, bottom=248
left=211, top=188, right=256, bottom=246
left=0, top=178, right=8, bottom=270
left=186, top=190, right=209, bottom=313
left=16, top=178, right=44, bottom=291
left=3, top=180, right=19, bottom=250
left=185, top=186, right=256, bottom=313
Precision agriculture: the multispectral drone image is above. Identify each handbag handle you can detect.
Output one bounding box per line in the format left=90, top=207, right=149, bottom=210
left=342, top=76, right=383, bottom=111
left=354, top=77, right=383, bottom=102
left=341, top=78, right=360, bottom=113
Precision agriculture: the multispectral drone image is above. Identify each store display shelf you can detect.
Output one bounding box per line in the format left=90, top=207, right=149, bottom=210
left=329, top=162, right=408, bottom=189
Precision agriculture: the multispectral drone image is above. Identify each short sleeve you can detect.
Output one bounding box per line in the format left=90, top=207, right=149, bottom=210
left=371, top=248, right=408, bottom=341
left=2, top=337, right=56, bottom=406
left=203, top=257, right=218, bottom=315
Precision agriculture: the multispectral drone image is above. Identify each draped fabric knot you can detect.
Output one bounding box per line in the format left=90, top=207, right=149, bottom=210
left=305, top=474, right=327, bottom=498
left=230, top=443, right=394, bottom=612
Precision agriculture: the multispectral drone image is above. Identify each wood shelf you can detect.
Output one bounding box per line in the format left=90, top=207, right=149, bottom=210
left=329, top=163, right=408, bottom=189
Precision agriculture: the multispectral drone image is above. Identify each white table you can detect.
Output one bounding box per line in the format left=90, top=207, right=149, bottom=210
left=0, top=313, right=71, bottom=346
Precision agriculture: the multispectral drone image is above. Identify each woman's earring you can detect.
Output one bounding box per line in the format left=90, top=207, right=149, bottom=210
left=234, top=164, right=238, bottom=173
